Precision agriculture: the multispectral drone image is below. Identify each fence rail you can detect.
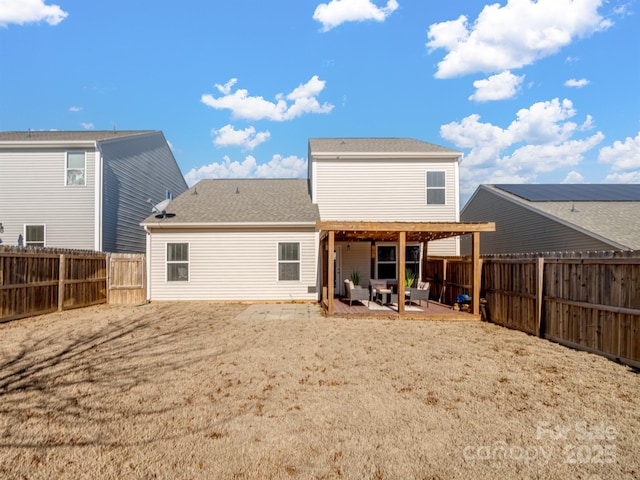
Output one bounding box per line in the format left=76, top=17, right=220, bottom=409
left=0, top=246, right=146, bottom=323
left=426, top=251, right=640, bottom=369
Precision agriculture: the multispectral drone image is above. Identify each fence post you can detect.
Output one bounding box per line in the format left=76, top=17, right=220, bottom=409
left=106, top=253, right=111, bottom=305
left=536, top=256, right=545, bottom=337
left=58, top=253, right=65, bottom=311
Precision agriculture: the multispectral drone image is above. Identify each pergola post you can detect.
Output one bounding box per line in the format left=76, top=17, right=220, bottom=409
left=328, top=230, right=335, bottom=315
left=398, top=231, right=406, bottom=315
left=320, top=237, right=327, bottom=305
left=471, top=232, right=481, bottom=315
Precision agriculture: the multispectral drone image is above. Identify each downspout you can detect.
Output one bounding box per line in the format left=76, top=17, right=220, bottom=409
left=144, top=225, right=152, bottom=301
left=94, top=144, right=103, bottom=251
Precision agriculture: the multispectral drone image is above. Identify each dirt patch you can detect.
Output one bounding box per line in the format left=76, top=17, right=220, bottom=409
left=1, top=302, right=638, bottom=479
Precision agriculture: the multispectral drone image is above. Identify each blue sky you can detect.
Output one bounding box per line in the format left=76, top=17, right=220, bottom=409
left=1, top=0, right=639, bottom=204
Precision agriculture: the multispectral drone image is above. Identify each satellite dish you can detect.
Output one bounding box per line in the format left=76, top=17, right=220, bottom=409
left=148, top=196, right=175, bottom=219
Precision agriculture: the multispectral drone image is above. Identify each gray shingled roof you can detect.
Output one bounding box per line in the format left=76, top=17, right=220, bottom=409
left=0, top=130, right=156, bottom=142
left=486, top=185, right=640, bottom=250
left=309, top=138, right=459, bottom=154
left=142, top=179, right=319, bottom=225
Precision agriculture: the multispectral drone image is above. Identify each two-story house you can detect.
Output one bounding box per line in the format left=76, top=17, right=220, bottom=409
left=0, top=130, right=188, bottom=253
left=141, top=138, right=494, bottom=313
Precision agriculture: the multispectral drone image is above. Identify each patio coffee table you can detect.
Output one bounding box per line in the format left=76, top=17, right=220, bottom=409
left=376, top=288, right=392, bottom=305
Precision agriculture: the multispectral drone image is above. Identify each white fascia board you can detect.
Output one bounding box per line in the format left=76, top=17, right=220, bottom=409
left=312, top=152, right=462, bottom=160
left=140, top=221, right=318, bottom=229
left=0, top=140, right=100, bottom=148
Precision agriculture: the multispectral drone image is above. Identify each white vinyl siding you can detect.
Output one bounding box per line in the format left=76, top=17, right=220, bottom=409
left=312, top=158, right=458, bottom=223
left=0, top=149, right=96, bottom=250
left=148, top=228, right=318, bottom=301
left=311, top=156, right=460, bottom=256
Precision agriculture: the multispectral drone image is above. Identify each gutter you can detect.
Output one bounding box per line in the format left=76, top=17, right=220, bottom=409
left=140, top=221, right=319, bottom=229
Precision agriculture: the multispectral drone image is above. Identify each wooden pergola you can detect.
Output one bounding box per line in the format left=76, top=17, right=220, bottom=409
left=317, top=221, right=496, bottom=317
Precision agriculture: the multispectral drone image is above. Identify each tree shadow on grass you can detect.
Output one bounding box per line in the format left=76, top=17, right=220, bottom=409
left=0, top=305, right=234, bottom=449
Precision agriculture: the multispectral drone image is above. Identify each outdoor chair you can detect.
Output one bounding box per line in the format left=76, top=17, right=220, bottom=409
left=408, top=281, right=430, bottom=307
left=344, top=279, right=369, bottom=306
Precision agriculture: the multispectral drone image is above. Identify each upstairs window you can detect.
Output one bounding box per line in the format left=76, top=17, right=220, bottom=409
left=278, top=242, right=300, bottom=281
left=25, top=225, right=45, bottom=247
left=167, top=243, right=189, bottom=282
left=426, top=171, right=446, bottom=205
left=66, top=152, right=86, bottom=186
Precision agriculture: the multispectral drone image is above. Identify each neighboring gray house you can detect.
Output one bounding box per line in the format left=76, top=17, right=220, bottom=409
left=461, top=184, right=640, bottom=254
left=0, top=130, right=187, bottom=253
left=143, top=138, right=468, bottom=302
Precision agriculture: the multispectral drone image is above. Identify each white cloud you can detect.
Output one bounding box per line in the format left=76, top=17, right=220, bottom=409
left=80, top=123, right=94, bottom=130
left=565, top=78, right=590, bottom=88
left=201, top=76, right=333, bottom=121
left=561, top=171, right=585, bottom=183
left=427, top=0, right=611, bottom=78
left=598, top=132, right=640, bottom=171
left=469, top=71, right=525, bottom=102
left=0, top=0, right=68, bottom=27
left=69, top=106, right=82, bottom=112
left=603, top=171, right=640, bottom=183
left=184, top=154, right=307, bottom=187
left=441, top=98, right=604, bottom=194
left=313, top=0, right=398, bottom=31
left=212, top=124, right=270, bottom=150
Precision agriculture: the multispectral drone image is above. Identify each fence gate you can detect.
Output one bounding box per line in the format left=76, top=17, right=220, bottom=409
left=108, top=253, right=146, bottom=305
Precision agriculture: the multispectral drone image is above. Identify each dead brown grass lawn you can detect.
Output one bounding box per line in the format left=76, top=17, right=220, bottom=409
left=0, top=302, right=638, bottom=479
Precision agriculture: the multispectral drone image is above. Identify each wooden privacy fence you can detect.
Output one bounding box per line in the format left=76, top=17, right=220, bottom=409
left=0, top=247, right=146, bottom=323
left=426, top=251, right=640, bottom=368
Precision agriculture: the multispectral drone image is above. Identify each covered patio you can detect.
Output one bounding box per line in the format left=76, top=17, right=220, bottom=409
left=317, top=221, right=496, bottom=319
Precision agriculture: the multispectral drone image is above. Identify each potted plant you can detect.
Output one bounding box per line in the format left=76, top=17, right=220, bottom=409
left=350, top=270, right=360, bottom=286
left=404, top=268, right=416, bottom=288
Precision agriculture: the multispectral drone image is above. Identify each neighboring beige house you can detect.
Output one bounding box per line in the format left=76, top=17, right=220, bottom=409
left=461, top=184, right=640, bottom=254
left=0, top=130, right=187, bottom=253
left=143, top=138, right=466, bottom=302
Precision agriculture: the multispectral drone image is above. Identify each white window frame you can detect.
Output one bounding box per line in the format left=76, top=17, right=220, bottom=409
left=66, top=151, right=86, bottom=186
left=24, top=224, right=46, bottom=247
left=426, top=171, right=446, bottom=205
left=166, top=242, right=189, bottom=282
left=278, top=242, right=300, bottom=282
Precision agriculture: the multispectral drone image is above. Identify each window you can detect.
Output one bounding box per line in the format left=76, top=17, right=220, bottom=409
left=376, top=245, right=396, bottom=280
left=25, top=225, right=45, bottom=247
left=167, top=243, right=189, bottom=282
left=278, top=242, right=300, bottom=281
left=426, top=171, right=446, bottom=205
left=376, top=244, right=421, bottom=282
left=66, top=152, right=86, bottom=186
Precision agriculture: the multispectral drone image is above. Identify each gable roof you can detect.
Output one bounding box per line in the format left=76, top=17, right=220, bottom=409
left=476, top=184, right=640, bottom=250
left=0, top=130, right=157, bottom=144
left=142, top=179, right=320, bottom=227
left=309, top=138, right=460, bottom=157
